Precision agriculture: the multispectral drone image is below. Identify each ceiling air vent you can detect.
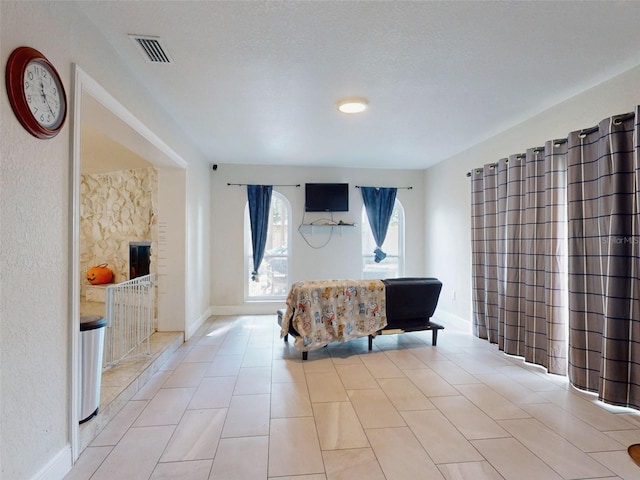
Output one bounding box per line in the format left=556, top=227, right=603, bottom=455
left=129, top=35, right=172, bottom=64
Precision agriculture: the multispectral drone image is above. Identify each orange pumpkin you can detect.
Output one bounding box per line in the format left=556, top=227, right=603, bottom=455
left=87, top=263, right=113, bottom=285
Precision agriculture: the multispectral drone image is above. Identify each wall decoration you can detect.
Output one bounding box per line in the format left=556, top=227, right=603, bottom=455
left=5, top=46, right=67, bottom=138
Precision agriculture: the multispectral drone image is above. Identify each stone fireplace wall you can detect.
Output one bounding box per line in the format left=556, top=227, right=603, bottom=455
left=80, top=167, right=158, bottom=287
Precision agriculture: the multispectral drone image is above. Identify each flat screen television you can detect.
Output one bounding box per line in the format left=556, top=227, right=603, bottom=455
left=305, top=183, right=349, bottom=212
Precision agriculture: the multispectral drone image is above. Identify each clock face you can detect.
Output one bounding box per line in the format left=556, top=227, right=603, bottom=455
left=23, top=59, right=65, bottom=129
left=5, top=46, right=67, bottom=139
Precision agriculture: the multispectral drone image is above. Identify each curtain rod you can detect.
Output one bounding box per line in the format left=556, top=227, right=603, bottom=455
left=575, top=112, right=633, bottom=138
left=227, top=183, right=301, bottom=187
left=355, top=185, right=413, bottom=190
left=466, top=163, right=497, bottom=177
left=614, top=112, right=635, bottom=125
left=465, top=111, right=636, bottom=177
left=465, top=139, right=570, bottom=177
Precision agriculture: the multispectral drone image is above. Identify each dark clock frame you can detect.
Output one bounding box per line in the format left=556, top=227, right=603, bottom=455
left=5, top=46, right=67, bottom=139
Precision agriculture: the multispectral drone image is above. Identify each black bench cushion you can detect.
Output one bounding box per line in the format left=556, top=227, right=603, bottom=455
left=382, top=277, right=442, bottom=328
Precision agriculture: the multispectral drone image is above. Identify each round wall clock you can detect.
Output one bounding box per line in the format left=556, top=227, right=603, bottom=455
left=5, top=46, right=67, bottom=139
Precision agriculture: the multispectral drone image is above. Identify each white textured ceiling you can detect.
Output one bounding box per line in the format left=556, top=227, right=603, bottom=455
left=78, top=1, right=640, bottom=170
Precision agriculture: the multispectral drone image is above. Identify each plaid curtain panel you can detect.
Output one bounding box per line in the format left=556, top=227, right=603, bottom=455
left=471, top=146, right=567, bottom=375
left=567, top=110, right=640, bottom=409
left=472, top=107, right=640, bottom=406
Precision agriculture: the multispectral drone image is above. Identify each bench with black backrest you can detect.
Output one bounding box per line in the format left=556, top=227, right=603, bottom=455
left=277, top=277, right=443, bottom=360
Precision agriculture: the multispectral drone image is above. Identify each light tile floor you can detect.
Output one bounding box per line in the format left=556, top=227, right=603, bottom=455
left=65, top=314, right=640, bottom=480
left=78, top=330, right=183, bottom=452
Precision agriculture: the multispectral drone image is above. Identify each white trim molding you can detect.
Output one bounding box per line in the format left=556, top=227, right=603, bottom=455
left=31, top=445, right=71, bottom=480
left=70, top=64, right=188, bottom=462
left=211, top=304, right=283, bottom=316
left=432, top=309, right=471, bottom=333
left=185, top=306, right=215, bottom=340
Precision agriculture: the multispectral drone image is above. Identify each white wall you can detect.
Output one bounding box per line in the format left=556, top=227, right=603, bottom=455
left=1, top=2, right=211, bottom=478
left=425, top=63, right=640, bottom=327
left=185, top=162, right=212, bottom=338
left=211, top=164, right=426, bottom=313
left=156, top=167, right=186, bottom=333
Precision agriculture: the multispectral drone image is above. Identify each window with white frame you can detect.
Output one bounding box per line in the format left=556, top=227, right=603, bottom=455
left=361, top=199, right=404, bottom=279
left=244, top=191, right=291, bottom=300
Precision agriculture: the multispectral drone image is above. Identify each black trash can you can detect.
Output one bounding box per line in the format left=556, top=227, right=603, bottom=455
left=79, top=315, right=107, bottom=424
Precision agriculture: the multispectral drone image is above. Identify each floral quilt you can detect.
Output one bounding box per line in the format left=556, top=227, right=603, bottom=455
left=280, top=279, right=387, bottom=352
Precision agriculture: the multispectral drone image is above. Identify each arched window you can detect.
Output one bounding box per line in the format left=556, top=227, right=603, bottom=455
left=244, top=191, right=291, bottom=300
left=362, top=199, right=404, bottom=279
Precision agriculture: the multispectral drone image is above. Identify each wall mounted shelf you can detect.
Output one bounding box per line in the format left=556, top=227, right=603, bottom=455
left=299, top=223, right=355, bottom=234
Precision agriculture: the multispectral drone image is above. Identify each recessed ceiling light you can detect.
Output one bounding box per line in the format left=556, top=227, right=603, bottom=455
left=337, top=97, right=368, bottom=114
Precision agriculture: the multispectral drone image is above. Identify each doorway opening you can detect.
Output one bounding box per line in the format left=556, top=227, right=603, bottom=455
left=71, top=65, right=187, bottom=459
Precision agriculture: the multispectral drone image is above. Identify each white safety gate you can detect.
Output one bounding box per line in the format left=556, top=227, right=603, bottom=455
left=104, top=273, right=156, bottom=369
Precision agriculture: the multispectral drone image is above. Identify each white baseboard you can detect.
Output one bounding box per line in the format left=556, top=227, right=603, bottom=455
left=432, top=309, right=471, bottom=333
left=186, top=305, right=281, bottom=339
left=211, top=304, right=283, bottom=316
left=31, top=444, right=72, bottom=480
left=185, top=306, right=214, bottom=339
